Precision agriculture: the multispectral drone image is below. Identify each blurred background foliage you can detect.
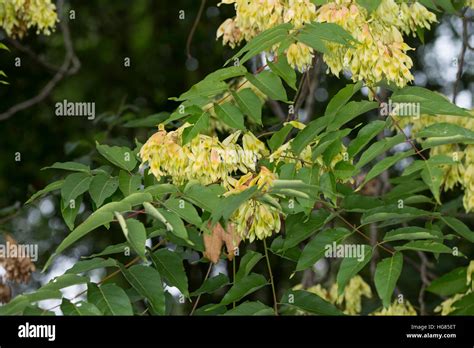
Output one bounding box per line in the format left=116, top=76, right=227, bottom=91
left=0, top=0, right=472, bottom=313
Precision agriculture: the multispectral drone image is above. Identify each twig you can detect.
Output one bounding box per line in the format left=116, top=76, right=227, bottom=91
left=185, top=0, right=207, bottom=60
left=189, top=262, right=212, bottom=316
left=5, top=38, right=61, bottom=72
left=452, top=10, right=469, bottom=104
left=0, top=0, right=80, bottom=122
left=263, top=239, right=278, bottom=316
left=417, top=251, right=432, bottom=315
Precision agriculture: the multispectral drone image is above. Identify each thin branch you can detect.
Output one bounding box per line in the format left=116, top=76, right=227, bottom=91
left=189, top=262, right=212, bottom=316
left=417, top=251, right=432, bottom=315
left=0, top=0, right=80, bottom=122
left=263, top=238, right=278, bottom=316
left=186, top=0, right=207, bottom=60
left=452, top=11, right=469, bottom=104
left=5, top=38, right=61, bottom=72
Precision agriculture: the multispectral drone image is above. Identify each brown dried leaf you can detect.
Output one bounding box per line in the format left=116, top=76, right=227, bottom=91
left=221, top=223, right=241, bottom=261
left=203, top=223, right=224, bottom=264
left=0, top=282, right=12, bottom=304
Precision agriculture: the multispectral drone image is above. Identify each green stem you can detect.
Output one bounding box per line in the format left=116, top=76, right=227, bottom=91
left=263, top=239, right=278, bottom=316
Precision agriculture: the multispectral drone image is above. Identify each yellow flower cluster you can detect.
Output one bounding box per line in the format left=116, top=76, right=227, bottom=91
left=141, top=118, right=286, bottom=241
left=297, top=275, right=372, bottom=315
left=371, top=300, right=417, bottom=315
left=434, top=260, right=474, bottom=315
left=316, top=0, right=436, bottom=87
left=217, top=0, right=436, bottom=87
left=140, top=125, right=268, bottom=186
left=226, top=166, right=282, bottom=242
left=0, top=0, right=57, bottom=38
left=395, top=112, right=474, bottom=212
left=217, top=0, right=317, bottom=70
left=269, top=122, right=350, bottom=179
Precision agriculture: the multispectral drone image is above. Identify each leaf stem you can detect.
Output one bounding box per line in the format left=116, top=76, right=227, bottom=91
left=232, top=257, right=236, bottom=309
left=263, top=238, right=279, bottom=316
left=189, top=262, right=212, bottom=316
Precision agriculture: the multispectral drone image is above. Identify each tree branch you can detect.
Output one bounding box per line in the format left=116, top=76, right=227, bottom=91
left=0, top=0, right=80, bottom=122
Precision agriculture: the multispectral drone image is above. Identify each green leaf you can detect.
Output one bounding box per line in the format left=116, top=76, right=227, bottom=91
left=66, top=257, right=118, bottom=274
left=291, top=115, right=329, bottom=155
left=25, top=180, right=64, bottom=205
left=61, top=195, right=82, bottom=231
left=281, top=290, right=344, bottom=315
left=319, top=172, right=337, bottom=203
left=296, top=228, right=351, bottom=272
left=163, top=198, right=202, bottom=226
left=40, top=274, right=89, bottom=292
left=96, top=143, right=137, bottom=172
left=268, top=56, right=297, bottom=90
left=211, top=186, right=258, bottom=223
left=235, top=251, right=264, bottom=282
left=144, top=183, right=180, bottom=198
left=115, top=215, right=147, bottom=260
left=150, top=248, right=189, bottom=298
left=223, top=301, right=274, bottom=316
left=175, top=79, right=228, bottom=102
left=120, top=264, right=166, bottom=315
left=325, top=82, right=363, bottom=116
left=42, top=161, right=91, bottom=173
left=358, top=151, right=414, bottom=189
left=120, top=192, right=153, bottom=206
left=246, top=71, right=288, bottom=102
left=421, top=164, right=443, bottom=204
left=118, top=170, right=141, bottom=196
left=361, top=205, right=434, bottom=225
left=417, top=123, right=474, bottom=147
left=327, top=101, right=378, bottom=132
left=25, top=290, right=63, bottom=303
left=61, top=299, right=102, bottom=315
left=357, top=0, right=382, bottom=12
left=395, top=240, right=454, bottom=254
left=229, top=23, right=292, bottom=65
left=210, top=273, right=267, bottom=309
left=87, top=283, right=133, bottom=315
left=441, top=216, right=474, bottom=243
left=450, top=293, right=474, bottom=315
left=383, top=227, right=440, bottom=242
left=183, top=183, right=224, bottom=212
left=374, top=253, right=403, bottom=308
left=336, top=245, right=373, bottom=296
left=356, top=133, right=405, bottom=169
left=391, top=87, right=470, bottom=116
left=157, top=208, right=190, bottom=242
left=347, top=120, right=386, bottom=157
left=341, top=194, right=382, bottom=212
left=190, top=273, right=230, bottom=297
left=89, top=174, right=119, bottom=207
left=214, top=102, right=245, bottom=130
left=123, top=112, right=169, bottom=128
left=426, top=267, right=469, bottom=296
left=182, top=111, right=210, bottom=144
left=203, top=65, right=248, bottom=82
left=87, top=244, right=129, bottom=258
left=268, top=124, right=292, bottom=151
left=271, top=210, right=331, bottom=253
left=232, top=88, right=263, bottom=125
left=61, top=173, right=92, bottom=204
